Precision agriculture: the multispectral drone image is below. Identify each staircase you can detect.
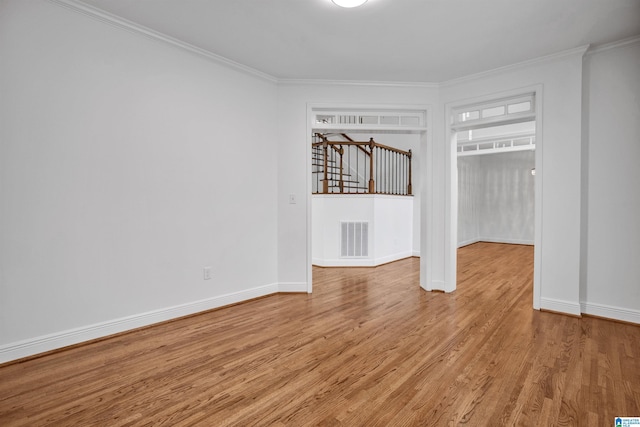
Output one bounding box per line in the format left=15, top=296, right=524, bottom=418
left=312, top=138, right=368, bottom=194
left=312, top=133, right=412, bottom=196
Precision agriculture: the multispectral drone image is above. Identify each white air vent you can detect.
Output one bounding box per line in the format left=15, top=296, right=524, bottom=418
left=340, top=221, right=369, bottom=258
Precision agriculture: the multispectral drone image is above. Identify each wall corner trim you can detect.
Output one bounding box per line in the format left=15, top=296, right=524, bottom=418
left=0, top=282, right=279, bottom=364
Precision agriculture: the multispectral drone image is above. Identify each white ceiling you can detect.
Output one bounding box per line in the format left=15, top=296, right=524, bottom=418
left=79, top=0, right=640, bottom=82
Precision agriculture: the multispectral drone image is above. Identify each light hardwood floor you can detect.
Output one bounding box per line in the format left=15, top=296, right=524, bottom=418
left=1, top=242, right=639, bottom=426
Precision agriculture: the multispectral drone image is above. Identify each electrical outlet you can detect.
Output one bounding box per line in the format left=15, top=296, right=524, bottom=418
left=203, top=266, right=212, bottom=280
left=289, top=194, right=297, bottom=204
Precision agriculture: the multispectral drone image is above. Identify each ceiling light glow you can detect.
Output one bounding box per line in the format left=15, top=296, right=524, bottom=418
left=332, top=0, right=368, bottom=8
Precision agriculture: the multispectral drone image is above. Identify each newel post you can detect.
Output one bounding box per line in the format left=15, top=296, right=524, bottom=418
left=322, top=139, right=329, bottom=194
left=368, top=138, right=375, bottom=193
left=407, top=149, right=413, bottom=195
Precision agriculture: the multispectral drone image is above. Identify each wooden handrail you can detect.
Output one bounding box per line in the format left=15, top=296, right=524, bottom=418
left=312, top=140, right=410, bottom=157
left=342, top=133, right=371, bottom=157
left=371, top=141, right=410, bottom=156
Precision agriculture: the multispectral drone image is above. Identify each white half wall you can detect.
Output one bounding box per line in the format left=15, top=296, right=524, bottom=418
left=0, top=0, right=279, bottom=362
left=373, top=195, right=414, bottom=264
left=312, top=194, right=413, bottom=267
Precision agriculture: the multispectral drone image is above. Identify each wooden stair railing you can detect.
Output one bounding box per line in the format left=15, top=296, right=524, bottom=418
left=312, top=133, right=412, bottom=195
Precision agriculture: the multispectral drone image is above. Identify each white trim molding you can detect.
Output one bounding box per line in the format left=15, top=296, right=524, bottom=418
left=278, top=282, right=308, bottom=293
left=581, top=302, right=640, bottom=325
left=313, top=251, right=414, bottom=268
left=457, top=238, right=534, bottom=248
left=586, top=35, right=640, bottom=55
left=422, top=280, right=446, bottom=292
left=540, top=297, right=582, bottom=317
left=440, top=45, right=590, bottom=88
left=47, top=0, right=277, bottom=83
left=279, top=79, right=438, bottom=88
left=0, top=283, right=279, bottom=364
left=40, top=2, right=634, bottom=90
left=479, top=238, right=534, bottom=246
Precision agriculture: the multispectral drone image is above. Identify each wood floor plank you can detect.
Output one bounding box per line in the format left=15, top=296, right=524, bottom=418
left=1, top=242, right=639, bottom=426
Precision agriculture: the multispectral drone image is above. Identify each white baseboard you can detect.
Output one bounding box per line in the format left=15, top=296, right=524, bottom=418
left=313, top=258, right=375, bottom=267
left=457, top=238, right=534, bottom=248
left=412, top=250, right=420, bottom=257
left=0, top=282, right=279, bottom=364
left=421, top=279, right=446, bottom=292
left=278, top=282, right=308, bottom=293
left=457, top=238, right=481, bottom=248
left=480, top=237, right=534, bottom=245
left=580, top=302, right=640, bottom=324
left=313, top=251, right=413, bottom=267
left=540, top=297, right=581, bottom=316
left=375, top=251, right=414, bottom=265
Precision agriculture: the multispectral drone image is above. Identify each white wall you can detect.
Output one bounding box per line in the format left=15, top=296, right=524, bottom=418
left=581, top=39, right=640, bottom=322
left=458, top=151, right=535, bottom=247
left=0, top=0, right=279, bottom=361
left=312, top=195, right=413, bottom=266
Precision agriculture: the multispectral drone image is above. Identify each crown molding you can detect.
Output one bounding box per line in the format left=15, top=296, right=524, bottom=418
left=440, top=44, right=590, bottom=88
left=47, top=0, right=278, bottom=84
left=586, top=34, right=640, bottom=55
left=278, top=79, right=438, bottom=88
left=43, top=1, right=638, bottom=89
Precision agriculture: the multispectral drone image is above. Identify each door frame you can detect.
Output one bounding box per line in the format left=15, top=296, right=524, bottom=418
left=444, top=85, right=543, bottom=309
left=306, top=103, right=431, bottom=294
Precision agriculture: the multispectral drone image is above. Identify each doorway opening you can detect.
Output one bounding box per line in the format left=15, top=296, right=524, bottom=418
left=446, top=89, right=542, bottom=308
left=457, top=121, right=536, bottom=248
left=306, top=105, right=429, bottom=293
